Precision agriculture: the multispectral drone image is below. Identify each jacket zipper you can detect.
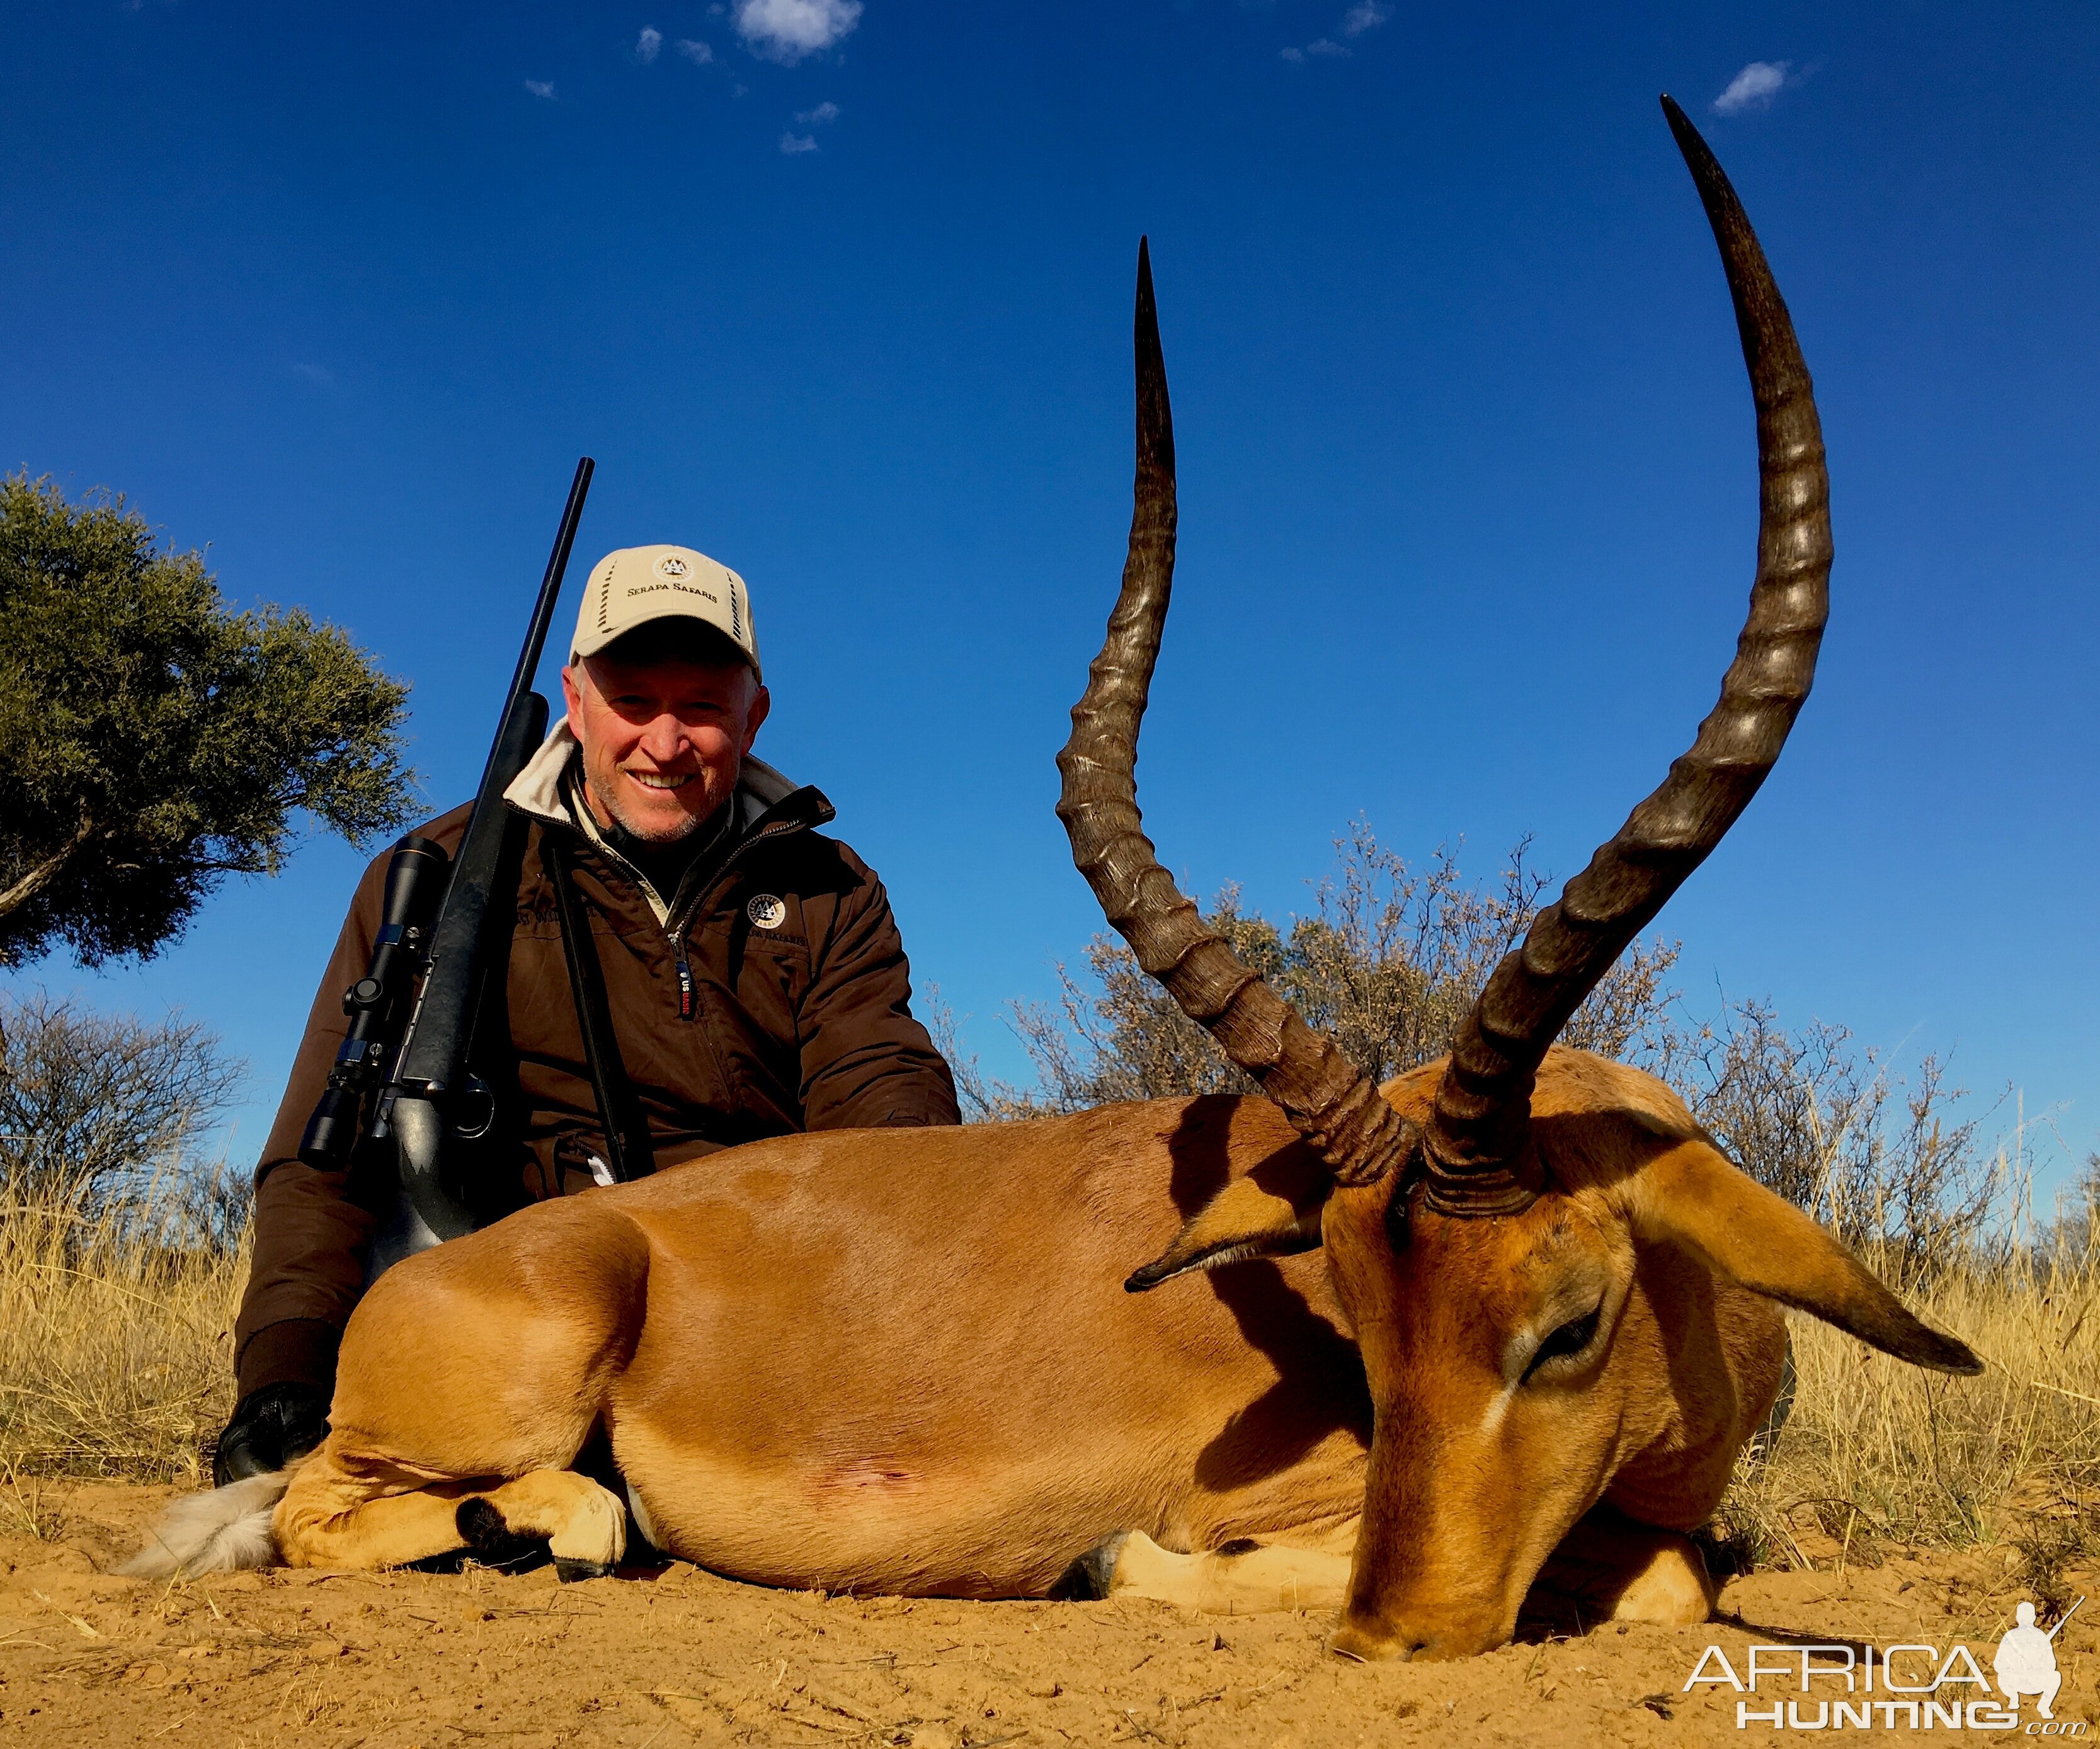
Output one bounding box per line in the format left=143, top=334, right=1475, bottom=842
left=659, top=818, right=802, bottom=1023
left=543, top=768, right=813, bottom=1027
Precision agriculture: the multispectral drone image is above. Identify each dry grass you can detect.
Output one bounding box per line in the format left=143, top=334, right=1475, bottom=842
left=0, top=1178, right=245, bottom=1493
left=1716, top=1238, right=2100, bottom=1592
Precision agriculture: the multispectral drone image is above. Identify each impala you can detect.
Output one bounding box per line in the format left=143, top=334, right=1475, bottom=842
left=131, top=98, right=1978, bottom=1661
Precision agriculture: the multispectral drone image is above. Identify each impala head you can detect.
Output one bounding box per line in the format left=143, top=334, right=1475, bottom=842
left=1058, top=98, right=1981, bottom=1661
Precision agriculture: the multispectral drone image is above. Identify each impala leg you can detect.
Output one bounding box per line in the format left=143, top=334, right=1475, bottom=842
left=275, top=1444, right=627, bottom=1576
left=274, top=1204, right=653, bottom=1575
left=274, top=1443, right=488, bottom=1569
left=1083, top=1530, right=1354, bottom=1614
left=460, top=1470, right=627, bottom=1579
left=1526, top=1505, right=1716, bottom=1631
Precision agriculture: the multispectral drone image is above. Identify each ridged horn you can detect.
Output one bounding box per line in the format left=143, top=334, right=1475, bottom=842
left=1055, top=238, right=1418, bottom=1188
left=1420, top=96, right=1834, bottom=1217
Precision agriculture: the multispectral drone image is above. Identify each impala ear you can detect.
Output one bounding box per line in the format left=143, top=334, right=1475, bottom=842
left=1625, top=1138, right=1982, bottom=1375
left=1127, top=1172, right=1331, bottom=1292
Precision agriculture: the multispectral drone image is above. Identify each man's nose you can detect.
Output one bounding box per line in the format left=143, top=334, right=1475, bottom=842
left=636, top=714, right=688, bottom=763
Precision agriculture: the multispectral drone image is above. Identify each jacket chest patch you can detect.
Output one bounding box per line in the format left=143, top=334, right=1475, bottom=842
left=746, top=892, right=788, bottom=930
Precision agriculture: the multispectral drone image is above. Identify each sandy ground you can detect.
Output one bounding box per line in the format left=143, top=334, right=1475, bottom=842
left=1, top=1484, right=2094, bottom=1746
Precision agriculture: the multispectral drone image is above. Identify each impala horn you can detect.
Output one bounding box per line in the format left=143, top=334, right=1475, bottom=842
left=1056, top=238, right=1417, bottom=1188
left=1420, top=95, right=1833, bottom=1216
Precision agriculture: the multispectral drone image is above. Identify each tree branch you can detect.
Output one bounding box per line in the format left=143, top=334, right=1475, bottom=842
left=0, top=816, right=96, bottom=921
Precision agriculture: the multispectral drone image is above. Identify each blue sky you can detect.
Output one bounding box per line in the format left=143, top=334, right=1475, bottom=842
left=6, top=3, right=2097, bottom=1195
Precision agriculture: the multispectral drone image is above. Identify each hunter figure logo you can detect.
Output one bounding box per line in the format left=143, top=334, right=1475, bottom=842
left=1681, top=1597, right=2086, bottom=1731
left=654, top=554, right=690, bottom=579
left=1997, top=1598, right=2077, bottom=1720
left=747, top=893, right=786, bottom=930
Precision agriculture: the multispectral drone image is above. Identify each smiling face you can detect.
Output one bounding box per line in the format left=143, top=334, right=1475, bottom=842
left=562, top=625, right=770, bottom=844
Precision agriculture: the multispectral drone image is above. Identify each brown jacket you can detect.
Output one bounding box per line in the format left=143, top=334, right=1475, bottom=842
left=235, top=728, right=959, bottom=1396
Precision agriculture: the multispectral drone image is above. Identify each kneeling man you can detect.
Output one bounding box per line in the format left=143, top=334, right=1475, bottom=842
left=219, top=545, right=958, bottom=1478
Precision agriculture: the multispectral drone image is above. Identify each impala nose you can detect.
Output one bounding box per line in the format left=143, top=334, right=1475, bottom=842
left=1328, top=1604, right=1497, bottom=1663
left=1326, top=1615, right=1428, bottom=1662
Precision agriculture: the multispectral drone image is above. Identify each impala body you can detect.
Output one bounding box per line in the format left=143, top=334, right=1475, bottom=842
left=128, top=100, right=1980, bottom=1661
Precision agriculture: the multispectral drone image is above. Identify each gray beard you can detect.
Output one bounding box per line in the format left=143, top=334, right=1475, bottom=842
left=595, top=755, right=740, bottom=845
left=602, top=790, right=710, bottom=845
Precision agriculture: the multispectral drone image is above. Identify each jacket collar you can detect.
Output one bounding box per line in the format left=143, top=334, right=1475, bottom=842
left=503, top=720, right=833, bottom=848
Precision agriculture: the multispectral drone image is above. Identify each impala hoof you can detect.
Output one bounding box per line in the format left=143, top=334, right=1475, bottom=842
left=1047, top=1531, right=1129, bottom=1601
left=555, top=1558, right=614, bottom=1583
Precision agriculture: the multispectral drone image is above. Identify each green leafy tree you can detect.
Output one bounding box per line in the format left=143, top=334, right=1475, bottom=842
left=0, top=474, right=414, bottom=965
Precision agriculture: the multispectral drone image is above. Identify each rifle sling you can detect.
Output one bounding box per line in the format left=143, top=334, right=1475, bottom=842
left=543, top=832, right=656, bottom=1183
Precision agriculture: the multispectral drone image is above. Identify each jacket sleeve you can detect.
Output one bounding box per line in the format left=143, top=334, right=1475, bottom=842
left=231, top=850, right=392, bottom=1397
left=797, top=854, right=961, bottom=1132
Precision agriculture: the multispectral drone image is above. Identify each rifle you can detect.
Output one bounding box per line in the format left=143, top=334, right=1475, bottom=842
left=295, top=833, right=452, bottom=1171
left=297, top=457, right=596, bottom=1277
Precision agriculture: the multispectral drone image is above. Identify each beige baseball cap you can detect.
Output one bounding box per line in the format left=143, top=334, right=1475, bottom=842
left=570, top=545, right=761, bottom=678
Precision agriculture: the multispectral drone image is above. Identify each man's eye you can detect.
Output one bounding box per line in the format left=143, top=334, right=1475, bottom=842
left=1523, top=1307, right=1601, bottom=1382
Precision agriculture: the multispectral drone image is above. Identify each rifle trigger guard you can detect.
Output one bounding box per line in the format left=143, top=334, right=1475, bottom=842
left=449, top=1076, right=497, bottom=1142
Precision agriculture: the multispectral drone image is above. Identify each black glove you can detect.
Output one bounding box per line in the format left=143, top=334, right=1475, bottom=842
left=212, top=1381, right=332, bottom=1486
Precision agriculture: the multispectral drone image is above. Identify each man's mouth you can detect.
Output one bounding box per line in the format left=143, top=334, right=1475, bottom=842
left=627, top=771, right=693, bottom=792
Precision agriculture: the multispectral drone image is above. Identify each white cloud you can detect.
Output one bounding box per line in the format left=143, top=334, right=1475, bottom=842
left=795, top=100, right=840, bottom=125
left=1713, top=60, right=1790, bottom=115
left=676, top=37, right=713, bottom=63
left=1282, top=3, right=1382, bottom=64
left=636, top=26, right=663, bottom=62
left=524, top=79, right=557, bottom=100
left=734, top=0, right=862, bottom=64
left=780, top=131, right=820, bottom=154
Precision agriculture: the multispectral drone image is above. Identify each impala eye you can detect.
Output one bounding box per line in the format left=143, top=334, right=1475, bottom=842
left=1524, top=1307, right=1601, bottom=1382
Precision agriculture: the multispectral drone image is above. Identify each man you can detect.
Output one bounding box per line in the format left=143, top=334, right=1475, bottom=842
left=217, top=545, right=959, bottom=1479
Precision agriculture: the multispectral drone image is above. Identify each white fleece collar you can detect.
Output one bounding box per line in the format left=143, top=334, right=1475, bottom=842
left=502, top=719, right=802, bottom=833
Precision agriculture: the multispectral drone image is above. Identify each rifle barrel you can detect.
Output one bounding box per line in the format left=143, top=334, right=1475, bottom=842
left=477, top=455, right=595, bottom=794
left=383, top=458, right=595, bottom=1246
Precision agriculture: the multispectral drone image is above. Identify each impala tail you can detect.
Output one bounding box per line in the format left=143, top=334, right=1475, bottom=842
left=118, top=1469, right=290, bottom=1580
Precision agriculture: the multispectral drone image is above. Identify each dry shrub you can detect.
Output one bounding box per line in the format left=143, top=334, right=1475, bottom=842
left=1659, top=998, right=2000, bottom=1282
left=952, top=822, right=2002, bottom=1272
left=949, top=824, right=1681, bottom=1119
left=0, top=993, right=246, bottom=1488
left=0, top=990, right=243, bottom=1217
